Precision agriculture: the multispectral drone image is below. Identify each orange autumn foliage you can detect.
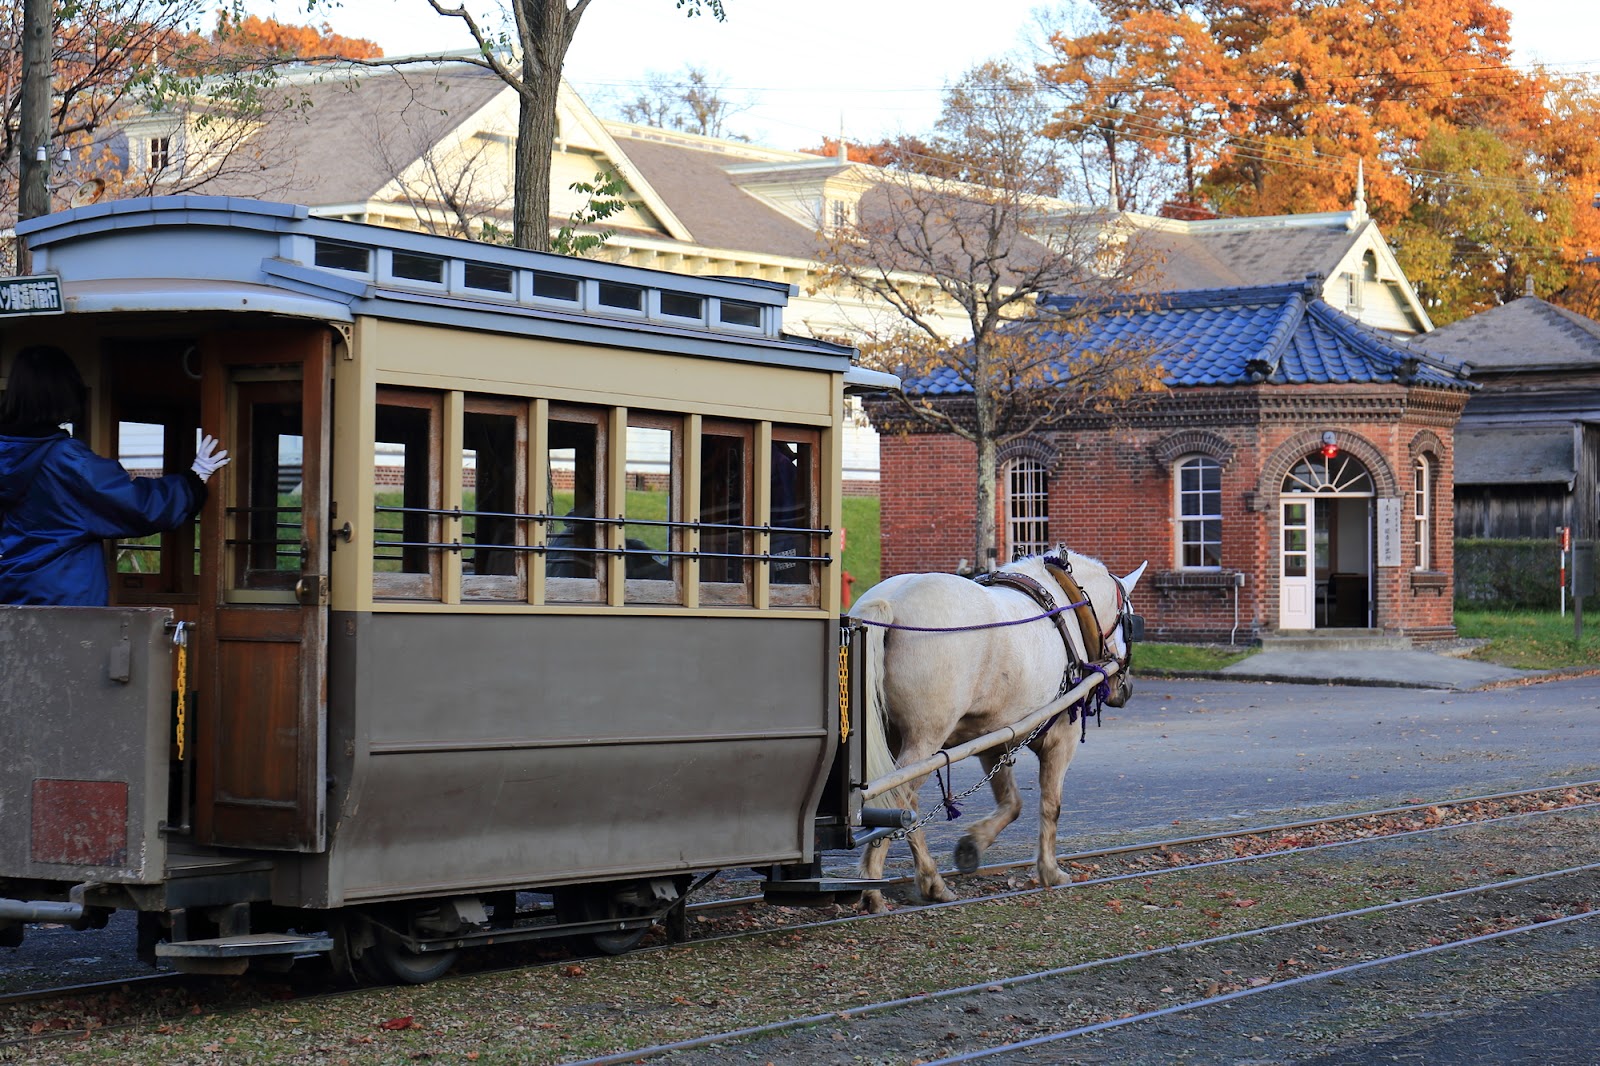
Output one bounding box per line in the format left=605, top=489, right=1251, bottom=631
left=1040, top=0, right=1600, bottom=321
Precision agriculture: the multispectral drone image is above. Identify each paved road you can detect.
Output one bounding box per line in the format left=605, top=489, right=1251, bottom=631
left=880, top=671, right=1600, bottom=870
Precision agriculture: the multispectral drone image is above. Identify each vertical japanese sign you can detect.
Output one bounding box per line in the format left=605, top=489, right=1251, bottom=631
left=1376, top=497, right=1401, bottom=567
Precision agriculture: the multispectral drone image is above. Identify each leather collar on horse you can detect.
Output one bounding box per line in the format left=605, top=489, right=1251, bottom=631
left=973, top=566, right=1090, bottom=700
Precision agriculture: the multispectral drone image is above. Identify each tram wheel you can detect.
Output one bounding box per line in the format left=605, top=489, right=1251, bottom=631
left=552, top=885, right=652, bottom=955
left=333, top=912, right=460, bottom=985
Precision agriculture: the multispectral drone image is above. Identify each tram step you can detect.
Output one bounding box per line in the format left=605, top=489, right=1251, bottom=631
left=156, top=932, right=334, bottom=959
left=761, top=876, right=888, bottom=907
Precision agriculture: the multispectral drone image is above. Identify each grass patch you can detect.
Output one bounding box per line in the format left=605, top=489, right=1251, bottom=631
left=1455, top=608, right=1600, bottom=670
left=841, top=496, right=880, bottom=593
left=1135, top=641, right=1255, bottom=674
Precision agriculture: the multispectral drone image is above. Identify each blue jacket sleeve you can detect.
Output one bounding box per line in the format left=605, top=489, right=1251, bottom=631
left=45, top=439, right=206, bottom=540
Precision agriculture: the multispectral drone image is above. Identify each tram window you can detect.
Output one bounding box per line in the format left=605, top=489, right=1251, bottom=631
left=231, top=382, right=305, bottom=592
left=770, top=430, right=820, bottom=607
left=114, top=421, right=169, bottom=577
left=659, top=291, right=704, bottom=321
left=373, top=389, right=442, bottom=600
left=532, top=273, right=580, bottom=302
left=719, top=299, right=762, bottom=329
left=699, top=423, right=751, bottom=604
left=313, top=239, right=370, bottom=274
left=545, top=407, right=606, bottom=603
left=462, top=398, right=525, bottom=600
left=597, top=282, right=644, bottom=312
left=392, top=251, right=445, bottom=285
left=464, top=262, right=514, bottom=293
left=624, top=415, right=679, bottom=603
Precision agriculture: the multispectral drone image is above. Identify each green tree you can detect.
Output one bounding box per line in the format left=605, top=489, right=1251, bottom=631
left=820, top=62, right=1164, bottom=570
left=1037, top=0, right=1600, bottom=320
left=331, top=0, right=724, bottom=252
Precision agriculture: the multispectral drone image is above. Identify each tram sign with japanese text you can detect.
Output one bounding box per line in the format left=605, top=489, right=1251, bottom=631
left=0, top=275, right=64, bottom=316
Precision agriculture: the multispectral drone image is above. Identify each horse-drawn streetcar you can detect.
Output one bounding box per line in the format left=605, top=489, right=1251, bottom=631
left=0, top=197, right=896, bottom=981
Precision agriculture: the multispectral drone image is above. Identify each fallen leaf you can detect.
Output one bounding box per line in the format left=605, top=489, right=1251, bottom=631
left=380, top=1016, right=420, bottom=1031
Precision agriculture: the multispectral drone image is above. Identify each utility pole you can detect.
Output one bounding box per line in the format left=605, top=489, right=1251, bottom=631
left=18, top=0, right=54, bottom=270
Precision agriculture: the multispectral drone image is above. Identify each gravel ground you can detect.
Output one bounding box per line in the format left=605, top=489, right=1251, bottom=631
left=5, top=806, right=1597, bottom=1064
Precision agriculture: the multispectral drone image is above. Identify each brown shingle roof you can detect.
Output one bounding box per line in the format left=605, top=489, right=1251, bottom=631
left=199, top=66, right=507, bottom=206
left=612, top=136, right=822, bottom=258
left=1412, top=295, right=1600, bottom=373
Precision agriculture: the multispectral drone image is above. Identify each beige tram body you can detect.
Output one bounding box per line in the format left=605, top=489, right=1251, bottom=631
left=0, top=198, right=892, bottom=980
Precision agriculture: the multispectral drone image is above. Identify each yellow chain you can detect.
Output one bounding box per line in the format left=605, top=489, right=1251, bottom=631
left=174, top=624, right=188, bottom=762
left=837, top=641, right=850, bottom=742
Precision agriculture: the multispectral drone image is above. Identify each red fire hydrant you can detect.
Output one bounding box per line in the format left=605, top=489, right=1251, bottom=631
left=840, top=526, right=855, bottom=609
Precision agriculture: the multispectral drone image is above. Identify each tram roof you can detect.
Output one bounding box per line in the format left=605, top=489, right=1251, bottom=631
left=16, top=197, right=862, bottom=376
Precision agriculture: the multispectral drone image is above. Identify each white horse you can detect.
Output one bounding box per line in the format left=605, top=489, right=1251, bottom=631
left=849, top=548, right=1146, bottom=912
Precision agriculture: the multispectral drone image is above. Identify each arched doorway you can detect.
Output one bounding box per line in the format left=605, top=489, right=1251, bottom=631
left=1280, top=451, right=1376, bottom=630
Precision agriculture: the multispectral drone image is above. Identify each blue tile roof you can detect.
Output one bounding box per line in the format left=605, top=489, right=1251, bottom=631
left=901, top=280, right=1472, bottom=396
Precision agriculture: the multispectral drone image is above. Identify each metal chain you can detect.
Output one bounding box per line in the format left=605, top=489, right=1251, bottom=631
left=837, top=641, right=851, bottom=742
left=172, top=621, right=189, bottom=762
left=874, top=707, right=1068, bottom=846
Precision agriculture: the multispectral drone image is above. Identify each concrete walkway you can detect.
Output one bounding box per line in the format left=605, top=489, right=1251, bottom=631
left=1216, top=647, right=1532, bottom=690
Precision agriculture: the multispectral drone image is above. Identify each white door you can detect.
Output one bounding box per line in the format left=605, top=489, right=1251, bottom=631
left=1280, top=499, right=1314, bottom=629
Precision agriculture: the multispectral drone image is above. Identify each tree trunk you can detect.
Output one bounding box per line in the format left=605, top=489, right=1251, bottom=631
left=18, top=0, right=53, bottom=233
left=510, top=0, right=585, bottom=252
left=975, top=431, right=999, bottom=574
left=513, top=54, right=552, bottom=251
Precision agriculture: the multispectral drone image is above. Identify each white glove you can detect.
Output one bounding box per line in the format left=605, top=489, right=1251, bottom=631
left=192, top=433, right=230, bottom=483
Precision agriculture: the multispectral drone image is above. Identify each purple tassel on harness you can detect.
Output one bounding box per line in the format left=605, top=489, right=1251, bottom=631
left=935, top=765, right=962, bottom=820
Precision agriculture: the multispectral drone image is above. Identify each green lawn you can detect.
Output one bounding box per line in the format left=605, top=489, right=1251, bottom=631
left=1455, top=608, right=1600, bottom=670
left=841, top=496, right=880, bottom=594
left=1135, top=641, right=1256, bottom=673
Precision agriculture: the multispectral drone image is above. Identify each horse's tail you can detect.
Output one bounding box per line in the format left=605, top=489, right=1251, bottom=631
left=851, top=598, right=906, bottom=812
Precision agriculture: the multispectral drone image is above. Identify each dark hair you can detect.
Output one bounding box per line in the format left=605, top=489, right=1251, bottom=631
left=0, top=346, right=87, bottom=429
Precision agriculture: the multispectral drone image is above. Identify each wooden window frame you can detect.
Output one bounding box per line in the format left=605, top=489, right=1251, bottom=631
left=623, top=412, right=684, bottom=605
left=698, top=418, right=754, bottom=607
left=768, top=425, right=822, bottom=608
left=543, top=403, right=609, bottom=604
left=372, top=387, right=443, bottom=602
left=461, top=395, right=528, bottom=602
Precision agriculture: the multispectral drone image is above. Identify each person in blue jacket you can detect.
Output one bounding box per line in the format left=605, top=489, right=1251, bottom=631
left=0, top=345, right=230, bottom=606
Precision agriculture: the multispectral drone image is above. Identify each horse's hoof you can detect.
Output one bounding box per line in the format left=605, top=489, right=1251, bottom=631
left=860, top=892, right=889, bottom=915
left=954, top=836, right=982, bottom=874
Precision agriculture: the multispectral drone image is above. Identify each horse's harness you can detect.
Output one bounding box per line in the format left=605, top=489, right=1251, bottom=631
left=974, top=552, right=1135, bottom=738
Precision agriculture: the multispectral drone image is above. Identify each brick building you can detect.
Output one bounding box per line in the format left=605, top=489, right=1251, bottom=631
left=870, top=279, right=1475, bottom=643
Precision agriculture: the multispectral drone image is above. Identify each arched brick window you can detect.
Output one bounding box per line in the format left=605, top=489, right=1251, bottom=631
left=1414, top=454, right=1433, bottom=570
left=1175, top=455, right=1222, bottom=569
left=1003, top=458, right=1050, bottom=560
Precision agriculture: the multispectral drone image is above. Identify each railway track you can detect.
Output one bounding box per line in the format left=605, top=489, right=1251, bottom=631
left=3, top=779, right=1598, bottom=1058
left=568, top=813, right=1600, bottom=1064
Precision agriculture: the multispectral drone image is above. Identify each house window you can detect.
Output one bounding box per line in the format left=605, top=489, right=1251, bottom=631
left=1414, top=456, right=1432, bottom=570
left=1176, top=455, right=1222, bottom=569
left=1003, top=458, right=1050, bottom=560
left=149, top=137, right=171, bottom=171
left=830, top=199, right=852, bottom=230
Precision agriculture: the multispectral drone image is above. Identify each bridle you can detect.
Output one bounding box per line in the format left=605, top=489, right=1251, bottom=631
left=1042, top=548, right=1139, bottom=706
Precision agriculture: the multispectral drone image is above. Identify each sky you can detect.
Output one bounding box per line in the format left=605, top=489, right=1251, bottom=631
left=247, top=0, right=1600, bottom=151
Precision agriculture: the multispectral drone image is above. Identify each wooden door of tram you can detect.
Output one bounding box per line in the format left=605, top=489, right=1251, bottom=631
left=194, top=328, right=330, bottom=851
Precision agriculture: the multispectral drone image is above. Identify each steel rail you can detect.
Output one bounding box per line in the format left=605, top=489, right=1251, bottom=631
left=695, top=777, right=1600, bottom=915
left=931, top=909, right=1600, bottom=1063
left=566, top=860, right=1600, bottom=1066
left=5, top=792, right=1595, bottom=1054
